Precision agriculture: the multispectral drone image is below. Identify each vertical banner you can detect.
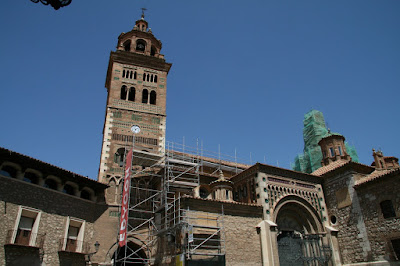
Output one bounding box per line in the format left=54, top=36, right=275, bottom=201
left=119, top=148, right=133, bottom=247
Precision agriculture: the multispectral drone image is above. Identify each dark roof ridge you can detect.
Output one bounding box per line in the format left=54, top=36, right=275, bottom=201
left=0, top=146, right=104, bottom=185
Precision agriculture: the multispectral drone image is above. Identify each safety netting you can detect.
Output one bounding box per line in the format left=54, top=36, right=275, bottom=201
left=293, top=110, right=359, bottom=173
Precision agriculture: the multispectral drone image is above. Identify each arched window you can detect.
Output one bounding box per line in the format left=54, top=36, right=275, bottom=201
left=23, top=172, right=39, bottom=184
left=150, top=91, right=156, bottom=105
left=150, top=74, right=153, bottom=82
left=128, top=87, right=135, bottom=102
left=136, top=39, right=146, bottom=52
left=199, top=188, right=209, bottom=199
left=120, top=85, right=127, bottom=100
left=123, top=40, right=131, bottom=52
left=142, top=89, right=149, bottom=104
left=0, top=165, right=17, bottom=178
left=129, top=71, right=133, bottom=79
left=44, top=178, right=58, bottom=190
left=122, top=70, right=126, bottom=78
left=154, top=75, right=158, bottom=83
left=80, top=189, right=92, bottom=200
left=143, top=73, right=146, bottom=81
left=114, top=148, right=126, bottom=167
left=146, top=74, right=150, bottom=82
left=63, top=184, right=75, bottom=195
left=134, top=71, right=137, bottom=79
left=150, top=46, right=156, bottom=56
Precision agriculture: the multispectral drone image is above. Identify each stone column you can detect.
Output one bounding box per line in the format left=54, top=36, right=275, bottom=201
left=257, top=220, right=278, bottom=266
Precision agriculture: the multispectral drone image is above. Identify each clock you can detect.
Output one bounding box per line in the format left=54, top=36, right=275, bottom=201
left=130, top=125, right=141, bottom=134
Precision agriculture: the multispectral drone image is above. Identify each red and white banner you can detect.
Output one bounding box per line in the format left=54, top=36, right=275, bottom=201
left=119, top=148, right=133, bottom=247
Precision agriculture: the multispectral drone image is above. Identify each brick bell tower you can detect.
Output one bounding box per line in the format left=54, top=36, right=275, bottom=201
left=98, top=12, right=172, bottom=184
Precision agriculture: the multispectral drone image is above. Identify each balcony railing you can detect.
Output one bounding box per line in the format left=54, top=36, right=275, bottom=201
left=5, top=230, right=45, bottom=248
left=59, top=238, right=90, bottom=254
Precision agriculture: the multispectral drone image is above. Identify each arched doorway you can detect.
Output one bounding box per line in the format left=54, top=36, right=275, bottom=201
left=112, top=241, right=148, bottom=266
left=274, top=196, right=332, bottom=265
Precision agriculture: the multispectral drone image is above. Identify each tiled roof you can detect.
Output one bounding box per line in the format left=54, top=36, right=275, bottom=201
left=355, top=168, right=400, bottom=187
left=311, top=160, right=350, bottom=176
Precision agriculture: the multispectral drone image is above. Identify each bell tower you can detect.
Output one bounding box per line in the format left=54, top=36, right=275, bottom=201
left=98, top=13, right=172, bottom=184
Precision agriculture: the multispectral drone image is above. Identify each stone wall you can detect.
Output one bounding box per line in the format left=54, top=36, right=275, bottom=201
left=0, top=175, right=107, bottom=266
left=323, top=171, right=372, bottom=264
left=356, top=175, right=400, bottom=262
left=224, top=215, right=262, bottom=266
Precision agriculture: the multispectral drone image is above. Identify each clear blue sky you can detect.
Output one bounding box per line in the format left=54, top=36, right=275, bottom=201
left=1, top=1, right=399, bottom=180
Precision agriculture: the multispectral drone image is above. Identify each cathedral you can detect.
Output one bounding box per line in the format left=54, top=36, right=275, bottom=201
left=0, top=13, right=399, bottom=266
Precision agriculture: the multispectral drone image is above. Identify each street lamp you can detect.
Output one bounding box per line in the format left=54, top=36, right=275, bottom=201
left=85, top=241, right=100, bottom=265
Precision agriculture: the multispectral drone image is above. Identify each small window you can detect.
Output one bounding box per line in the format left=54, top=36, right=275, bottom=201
left=122, top=70, right=126, bottom=78
left=123, top=40, right=131, bottom=52
left=80, top=190, right=92, bottom=200
left=152, top=117, right=160, bottom=124
left=136, top=39, right=146, bottom=52
left=129, top=71, right=133, bottom=79
left=63, top=219, right=85, bottom=253
left=225, top=190, right=229, bottom=200
left=134, top=71, right=137, bottom=80
left=44, top=178, right=58, bottom=190
left=143, top=73, right=146, bottom=81
left=63, top=184, right=76, bottom=196
left=23, top=172, right=39, bottom=184
left=199, top=188, right=209, bottom=199
left=132, top=114, right=142, bottom=121
left=142, top=89, right=149, bottom=104
left=329, top=147, right=335, bottom=157
left=13, top=208, right=41, bottom=247
left=120, top=85, right=127, bottom=100
left=113, top=111, right=122, bottom=118
left=338, top=146, right=342, bottom=156
left=154, top=75, right=158, bottom=83
left=0, top=165, right=17, bottom=178
left=16, top=216, right=34, bottom=246
left=380, top=200, right=396, bottom=219
left=150, top=46, right=156, bottom=56
left=150, top=91, right=156, bottom=105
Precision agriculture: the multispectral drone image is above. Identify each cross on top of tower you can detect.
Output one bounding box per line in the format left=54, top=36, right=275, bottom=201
left=141, top=8, right=147, bottom=19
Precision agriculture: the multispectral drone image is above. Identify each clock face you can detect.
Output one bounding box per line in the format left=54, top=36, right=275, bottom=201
left=131, top=125, right=141, bottom=134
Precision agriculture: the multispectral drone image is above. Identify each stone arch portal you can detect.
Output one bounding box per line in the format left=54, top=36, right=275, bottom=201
left=274, top=196, right=332, bottom=266
left=111, top=241, right=148, bottom=266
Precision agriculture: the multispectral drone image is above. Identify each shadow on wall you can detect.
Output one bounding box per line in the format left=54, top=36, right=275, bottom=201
left=5, top=245, right=41, bottom=266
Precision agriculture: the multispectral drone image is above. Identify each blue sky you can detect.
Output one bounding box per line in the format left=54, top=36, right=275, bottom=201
left=0, top=1, right=399, bottom=180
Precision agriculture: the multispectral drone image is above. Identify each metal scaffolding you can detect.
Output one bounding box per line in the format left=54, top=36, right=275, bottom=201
left=115, top=140, right=248, bottom=265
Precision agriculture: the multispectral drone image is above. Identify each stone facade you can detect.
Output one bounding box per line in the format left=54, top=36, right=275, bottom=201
left=356, top=172, right=400, bottom=262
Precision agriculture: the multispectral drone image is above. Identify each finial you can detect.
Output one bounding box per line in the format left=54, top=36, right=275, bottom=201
left=218, top=170, right=226, bottom=181
left=141, top=8, right=147, bottom=19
